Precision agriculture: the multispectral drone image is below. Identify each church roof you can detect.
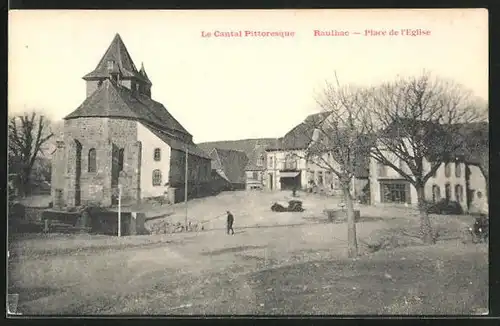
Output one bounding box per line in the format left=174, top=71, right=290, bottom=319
left=139, top=62, right=152, bottom=85
left=65, top=79, right=191, bottom=137
left=145, top=125, right=211, bottom=159
left=82, top=33, right=149, bottom=83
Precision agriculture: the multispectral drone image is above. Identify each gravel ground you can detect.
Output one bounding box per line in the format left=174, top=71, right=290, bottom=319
left=8, top=191, right=488, bottom=315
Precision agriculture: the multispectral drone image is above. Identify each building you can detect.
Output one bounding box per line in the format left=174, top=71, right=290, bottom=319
left=265, top=112, right=370, bottom=198
left=51, top=33, right=212, bottom=208
left=369, top=120, right=488, bottom=213
left=208, top=148, right=249, bottom=190
left=198, top=138, right=278, bottom=190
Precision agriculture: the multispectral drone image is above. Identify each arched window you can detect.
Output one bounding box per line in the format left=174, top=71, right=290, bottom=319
left=432, top=185, right=441, bottom=203
left=88, top=148, right=96, bottom=172
left=118, top=148, right=124, bottom=171
left=444, top=162, right=451, bottom=178
left=152, top=169, right=162, bottom=186
left=455, top=184, right=463, bottom=203
left=154, top=148, right=161, bottom=161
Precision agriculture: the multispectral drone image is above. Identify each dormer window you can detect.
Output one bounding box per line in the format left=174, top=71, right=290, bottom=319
left=107, top=60, right=115, bottom=71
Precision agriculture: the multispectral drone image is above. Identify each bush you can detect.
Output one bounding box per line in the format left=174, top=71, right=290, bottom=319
left=427, top=199, right=464, bottom=215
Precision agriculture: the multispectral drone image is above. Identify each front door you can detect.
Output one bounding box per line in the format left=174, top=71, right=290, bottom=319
left=268, top=173, right=273, bottom=190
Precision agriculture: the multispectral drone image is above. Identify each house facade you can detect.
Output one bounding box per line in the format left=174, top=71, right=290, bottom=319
left=369, top=142, right=488, bottom=213
left=197, top=138, right=278, bottom=190
left=51, top=33, right=212, bottom=208
left=264, top=112, right=370, bottom=198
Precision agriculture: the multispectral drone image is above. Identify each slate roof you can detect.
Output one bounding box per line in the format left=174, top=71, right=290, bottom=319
left=145, top=124, right=211, bottom=160
left=266, top=112, right=331, bottom=151
left=139, top=62, right=152, bottom=85
left=197, top=138, right=278, bottom=171
left=64, top=79, right=209, bottom=159
left=65, top=79, right=191, bottom=136
left=83, top=34, right=149, bottom=84
left=209, top=148, right=249, bottom=184
left=266, top=111, right=370, bottom=178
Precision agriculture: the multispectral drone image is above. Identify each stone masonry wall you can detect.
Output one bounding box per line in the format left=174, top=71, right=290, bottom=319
left=108, top=119, right=139, bottom=204
left=51, top=141, right=67, bottom=208
left=64, top=118, right=112, bottom=207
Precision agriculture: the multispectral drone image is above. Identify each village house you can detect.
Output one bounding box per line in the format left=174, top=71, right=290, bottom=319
left=51, top=33, right=212, bottom=208
left=207, top=148, right=249, bottom=191
left=265, top=112, right=370, bottom=199
left=369, top=120, right=488, bottom=213
left=198, top=138, right=278, bottom=190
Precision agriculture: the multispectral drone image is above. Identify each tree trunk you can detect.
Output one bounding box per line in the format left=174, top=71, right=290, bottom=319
left=416, top=184, right=434, bottom=244
left=480, top=167, right=489, bottom=201
left=343, top=186, right=358, bottom=258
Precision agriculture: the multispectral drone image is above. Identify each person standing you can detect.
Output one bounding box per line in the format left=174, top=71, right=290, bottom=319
left=226, top=211, right=235, bottom=235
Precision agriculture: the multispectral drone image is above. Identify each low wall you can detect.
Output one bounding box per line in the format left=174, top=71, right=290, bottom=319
left=168, top=181, right=221, bottom=204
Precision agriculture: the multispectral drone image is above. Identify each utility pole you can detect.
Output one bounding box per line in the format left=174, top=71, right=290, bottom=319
left=185, top=146, right=189, bottom=230
left=118, top=184, right=122, bottom=237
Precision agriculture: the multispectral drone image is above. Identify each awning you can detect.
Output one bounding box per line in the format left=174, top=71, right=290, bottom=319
left=279, top=171, right=300, bottom=178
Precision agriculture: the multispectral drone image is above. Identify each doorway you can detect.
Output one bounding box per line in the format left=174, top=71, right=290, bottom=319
left=268, top=173, right=273, bottom=190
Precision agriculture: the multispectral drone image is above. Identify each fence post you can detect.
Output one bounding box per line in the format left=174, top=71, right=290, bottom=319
left=118, top=185, right=122, bottom=237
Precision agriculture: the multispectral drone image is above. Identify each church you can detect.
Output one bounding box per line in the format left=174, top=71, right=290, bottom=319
left=51, top=33, right=212, bottom=208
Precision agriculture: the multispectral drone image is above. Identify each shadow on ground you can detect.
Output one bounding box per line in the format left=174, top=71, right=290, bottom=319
left=200, top=245, right=267, bottom=256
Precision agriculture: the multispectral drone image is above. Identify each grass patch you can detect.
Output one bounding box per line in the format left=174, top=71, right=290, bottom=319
left=247, top=242, right=488, bottom=315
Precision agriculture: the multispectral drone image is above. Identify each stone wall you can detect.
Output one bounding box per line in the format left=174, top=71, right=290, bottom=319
left=61, top=117, right=139, bottom=208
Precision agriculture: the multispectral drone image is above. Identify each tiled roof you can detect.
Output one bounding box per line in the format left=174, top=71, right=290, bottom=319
left=64, top=79, right=191, bottom=136
left=197, top=138, right=278, bottom=171
left=83, top=34, right=149, bottom=84
left=209, top=148, right=249, bottom=184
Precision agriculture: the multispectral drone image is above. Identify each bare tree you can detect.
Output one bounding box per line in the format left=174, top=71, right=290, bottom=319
left=296, top=74, right=373, bottom=258
left=8, top=111, right=54, bottom=196
left=366, top=72, right=487, bottom=244
left=461, top=119, right=489, bottom=199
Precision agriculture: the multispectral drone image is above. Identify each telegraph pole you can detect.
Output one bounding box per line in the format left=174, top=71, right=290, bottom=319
left=185, top=146, right=189, bottom=229
left=118, top=184, right=122, bottom=237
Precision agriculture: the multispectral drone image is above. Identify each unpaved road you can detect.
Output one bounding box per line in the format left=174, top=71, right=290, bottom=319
left=8, top=220, right=488, bottom=315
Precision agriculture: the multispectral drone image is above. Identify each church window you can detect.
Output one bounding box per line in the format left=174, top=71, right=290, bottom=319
left=154, top=148, right=161, bottom=161
left=88, top=148, right=97, bottom=172
left=152, top=169, right=162, bottom=186
left=118, top=148, right=124, bottom=171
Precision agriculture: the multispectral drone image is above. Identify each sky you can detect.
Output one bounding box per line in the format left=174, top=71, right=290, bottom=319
left=9, top=9, right=488, bottom=143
